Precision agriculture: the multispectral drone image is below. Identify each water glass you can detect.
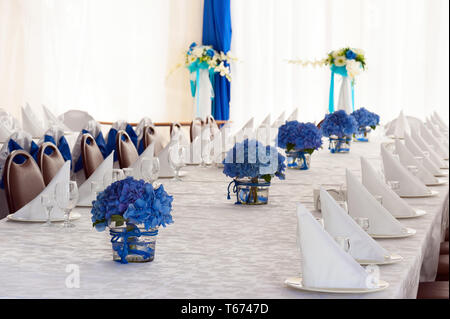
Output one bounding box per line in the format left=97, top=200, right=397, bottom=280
left=55, top=181, right=79, bottom=229
left=354, top=217, right=370, bottom=232
left=407, top=165, right=419, bottom=176
left=40, top=194, right=54, bottom=227
left=169, top=144, right=187, bottom=181
left=335, top=237, right=351, bottom=253
left=140, top=157, right=160, bottom=183
left=387, top=180, right=400, bottom=191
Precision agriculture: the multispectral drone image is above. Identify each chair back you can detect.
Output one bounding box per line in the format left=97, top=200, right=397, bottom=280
left=170, top=122, right=182, bottom=138
left=116, top=130, right=139, bottom=169
left=38, top=142, right=65, bottom=186
left=205, top=115, right=218, bottom=129
left=81, top=133, right=104, bottom=179
left=3, top=150, right=46, bottom=214
left=190, top=118, right=203, bottom=142
left=143, top=125, right=164, bottom=156
left=59, top=110, right=95, bottom=132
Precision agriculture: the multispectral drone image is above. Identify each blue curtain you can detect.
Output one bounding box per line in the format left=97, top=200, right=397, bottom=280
left=202, top=0, right=232, bottom=121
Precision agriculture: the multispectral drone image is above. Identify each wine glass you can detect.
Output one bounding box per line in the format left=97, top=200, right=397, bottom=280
left=140, top=157, right=160, bottom=183
left=55, top=181, right=79, bottom=229
left=335, top=236, right=351, bottom=253
left=40, top=194, right=54, bottom=227
left=354, top=217, right=370, bottom=232
left=169, top=144, right=187, bottom=181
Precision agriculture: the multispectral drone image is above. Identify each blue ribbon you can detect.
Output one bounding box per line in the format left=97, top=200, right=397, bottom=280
left=74, top=130, right=108, bottom=173
left=227, top=179, right=271, bottom=204
left=287, top=151, right=309, bottom=170
left=328, top=65, right=355, bottom=113
left=329, top=137, right=352, bottom=153
left=110, top=225, right=158, bottom=264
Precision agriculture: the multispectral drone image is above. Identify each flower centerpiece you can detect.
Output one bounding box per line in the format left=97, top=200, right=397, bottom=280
left=320, top=110, right=358, bottom=153
left=91, top=177, right=174, bottom=264
left=223, top=139, right=286, bottom=205
left=350, top=107, right=380, bottom=142
left=277, top=121, right=323, bottom=170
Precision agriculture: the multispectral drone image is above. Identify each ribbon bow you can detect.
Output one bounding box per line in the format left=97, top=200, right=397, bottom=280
left=329, top=65, right=355, bottom=113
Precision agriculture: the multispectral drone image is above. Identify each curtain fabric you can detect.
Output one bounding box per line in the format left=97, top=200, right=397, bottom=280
left=202, top=0, right=232, bottom=121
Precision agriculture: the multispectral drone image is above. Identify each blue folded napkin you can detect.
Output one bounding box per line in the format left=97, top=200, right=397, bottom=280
left=74, top=129, right=108, bottom=173
left=43, top=134, right=72, bottom=163
left=105, top=124, right=138, bottom=161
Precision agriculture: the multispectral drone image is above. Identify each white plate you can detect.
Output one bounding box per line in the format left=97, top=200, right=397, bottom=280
left=7, top=212, right=82, bottom=223
left=400, top=190, right=439, bottom=198
left=284, top=277, right=389, bottom=294
left=158, top=171, right=188, bottom=179
left=395, top=209, right=427, bottom=219
left=426, top=179, right=447, bottom=186
left=357, top=253, right=403, bottom=265
left=370, top=227, right=416, bottom=239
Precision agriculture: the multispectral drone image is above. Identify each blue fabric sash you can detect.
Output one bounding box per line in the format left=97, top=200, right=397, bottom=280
left=227, top=179, right=270, bottom=204
left=329, top=65, right=355, bottom=113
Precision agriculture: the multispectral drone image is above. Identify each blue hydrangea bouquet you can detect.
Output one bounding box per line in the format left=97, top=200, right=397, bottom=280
left=350, top=107, right=380, bottom=142
left=277, top=121, right=323, bottom=170
left=91, top=177, right=173, bottom=264
left=223, top=139, right=286, bottom=205
left=320, top=110, right=358, bottom=153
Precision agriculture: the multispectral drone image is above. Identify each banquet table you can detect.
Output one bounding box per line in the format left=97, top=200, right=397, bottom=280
left=0, top=134, right=448, bottom=299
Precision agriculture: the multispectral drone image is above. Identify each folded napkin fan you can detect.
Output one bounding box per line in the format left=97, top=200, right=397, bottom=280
left=395, top=139, right=439, bottom=185
left=157, top=140, right=178, bottom=177
left=297, top=203, right=374, bottom=289
left=420, top=123, right=449, bottom=159
left=393, top=110, right=411, bottom=139
left=432, top=111, right=449, bottom=131
left=38, top=126, right=72, bottom=163
left=361, top=157, right=416, bottom=218
left=0, top=110, right=21, bottom=142
left=21, top=103, right=46, bottom=138
left=347, top=169, right=406, bottom=236
left=256, top=114, right=272, bottom=145
left=380, top=144, right=432, bottom=197
left=11, top=161, right=70, bottom=220
left=427, top=118, right=449, bottom=144
left=404, top=133, right=442, bottom=176
left=287, top=108, right=299, bottom=121
left=320, top=188, right=389, bottom=262
left=77, top=152, right=114, bottom=206
left=271, top=111, right=285, bottom=128
left=234, top=117, right=254, bottom=143
left=411, top=130, right=448, bottom=169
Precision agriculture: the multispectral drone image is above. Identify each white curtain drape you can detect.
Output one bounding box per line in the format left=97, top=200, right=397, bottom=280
left=0, top=0, right=203, bottom=122
left=230, top=0, right=449, bottom=129
left=1, top=0, right=448, bottom=127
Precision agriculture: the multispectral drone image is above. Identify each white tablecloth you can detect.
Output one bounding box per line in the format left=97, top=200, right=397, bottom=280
left=0, top=135, right=448, bottom=299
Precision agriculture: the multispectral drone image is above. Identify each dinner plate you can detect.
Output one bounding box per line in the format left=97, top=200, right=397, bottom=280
left=400, top=190, right=439, bottom=198
left=284, top=277, right=389, bottom=294
left=357, top=253, right=403, bottom=266
left=395, top=209, right=427, bottom=219
left=370, top=227, right=416, bottom=239
left=158, top=171, right=188, bottom=178
left=7, top=212, right=82, bottom=223
left=426, top=179, right=447, bottom=186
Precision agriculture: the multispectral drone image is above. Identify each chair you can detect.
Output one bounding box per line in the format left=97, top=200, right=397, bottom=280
left=190, top=118, right=203, bottom=142
left=417, top=281, right=449, bottom=299
left=81, top=133, right=104, bottom=179
left=38, top=142, right=66, bottom=186
left=58, top=110, right=95, bottom=132
left=2, top=150, right=46, bottom=214
left=441, top=242, right=449, bottom=255
left=143, top=125, right=164, bottom=156
left=116, top=130, right=139, bottom=169
left=170, top=122, right=182, bottom=137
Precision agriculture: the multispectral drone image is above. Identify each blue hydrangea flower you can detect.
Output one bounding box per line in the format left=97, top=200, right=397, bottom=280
left=91, top=177, right=174, bottom=231
left=345, top=50, right=357, bottom=60
left=351, top=107, right=380, bottom=128
left=206, top=49, right=215, bottom=57
left=189, top=42, right=197, bottom=50
left=321, top=110, right=358, bottom=138
left=223, top=139, right=286, bottom=181
left=277, top=121, right=322, bottom=152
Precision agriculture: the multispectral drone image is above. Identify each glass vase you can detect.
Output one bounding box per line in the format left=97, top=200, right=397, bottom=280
left=354, top=127, right=371, bottom=142
left=286, top=151, right=311, bottom=170
left=110, top=225, right=158, bottom=264
left=329, top=137, right=352, bottom=153
left=231, top=178, right=270, bottom=205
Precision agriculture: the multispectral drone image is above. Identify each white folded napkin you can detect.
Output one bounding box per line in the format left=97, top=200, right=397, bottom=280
left=41, top=105, right=71, bottom=132
left=21, top=103, right=46, bottom=137
left=0, top=109, right=21, bottom=142
left=271, top=111, right=285, bottom=128
left=427, top=118, right=449, bottom=144
left=395, top=139, right=439, bottom=185
left=380, top=145, right=431, bottom=197
left=297, top=203, right=372, bottom=289
left=361, top=157, right=416, bottom=218
left=320, top=188, right=389, bottom=262
left=347, top=169, right=405, bottom=236
left=234, top=117, right=254, bottom=143
left=432, top=111, right=449, bottom=131
left=11, top=161, right=70, bottom=220
left=420, top=123, right=449, bottom=159
left=287, top=108, right=299, bottom=121
left=77, top=152, right=114, bottom=206
left=157, top=140, right=177, bottom=177
left=393, top=110, right=411, bottom=139
left=404, top=133, right=442, bottom=176
left=256, top=114, right=272, bottom=145
left=411, top=130, right=448, bottom=169
left=130, top=142, right=155, bottom=178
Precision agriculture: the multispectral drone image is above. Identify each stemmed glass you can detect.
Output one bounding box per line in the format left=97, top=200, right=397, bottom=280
left=169, top=144, right=187, bottom=181
left=201, top=141, right=212, bottom=168
left=387, top=180, right=400, bottom=191
left=335, top=236, right=351, bottom=253
left=354, top=217, right=370, bottom=232
left=140, top=157, right=160, bottom=184
left=55, top=181, right=79, bottom=229
left=40, top=194, right=55, bottom=227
